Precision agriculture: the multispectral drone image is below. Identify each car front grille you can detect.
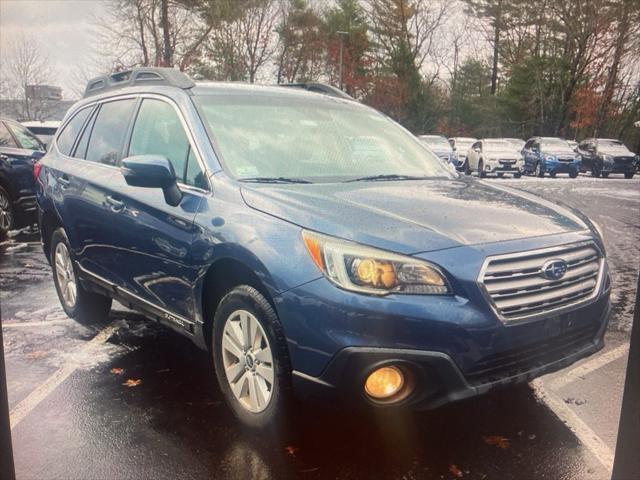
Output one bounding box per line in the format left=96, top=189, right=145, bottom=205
left=479, top=242, right=603, bottom=322
left=558, top=156, right=575, bottom=162
left=614, top=156, right=633, bottom=164
left=464, top=322, right=599, bottom=385
left=499, top=159, right=516, bottom=164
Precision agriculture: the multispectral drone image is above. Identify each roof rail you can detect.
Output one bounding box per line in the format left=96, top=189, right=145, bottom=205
left=277, top=82, right=354, bottom=100
left=83, top=68, right=195, bottom=98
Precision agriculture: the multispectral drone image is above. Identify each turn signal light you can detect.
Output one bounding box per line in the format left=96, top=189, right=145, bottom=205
left=365, top=366, right=404, bottom=400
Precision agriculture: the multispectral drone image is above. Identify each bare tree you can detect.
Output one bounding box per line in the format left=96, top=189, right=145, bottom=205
left=1, top=33, right=57, bottom=120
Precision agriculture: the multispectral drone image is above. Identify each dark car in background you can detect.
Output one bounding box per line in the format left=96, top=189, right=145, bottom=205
left=0, top=117, right=45, bottom=234
left=418, top=135, right=456, bottom=166
left=36, top=69, right=611, bottom=429
left=577, top=138, right=636, bottom=179
left=522, top=137, right=581, bottom=178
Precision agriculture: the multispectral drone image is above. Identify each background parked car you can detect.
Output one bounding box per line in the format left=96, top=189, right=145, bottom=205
left=0, top=117, right=45, bottom=234
left=522, top=137, right=581, bottom=178
left=22, top=120, right=61, bottom=149
left=577, top=138, right=636, bottom=179
left=447, top=137, right=477, bottom=171
left=465, top=139, right=523, bottom=178
left=418, top=134, right=456, bottom=166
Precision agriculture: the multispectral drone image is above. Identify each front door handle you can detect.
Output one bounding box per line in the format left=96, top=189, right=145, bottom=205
left=106, top=195, right=125, bottom=213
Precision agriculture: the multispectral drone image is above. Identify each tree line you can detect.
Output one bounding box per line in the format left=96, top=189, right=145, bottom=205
left=4, top=0, right=640, bottom=150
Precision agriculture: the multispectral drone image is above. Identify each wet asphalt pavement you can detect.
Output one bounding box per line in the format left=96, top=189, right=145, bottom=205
left=2, top=175, right=638, bottom=480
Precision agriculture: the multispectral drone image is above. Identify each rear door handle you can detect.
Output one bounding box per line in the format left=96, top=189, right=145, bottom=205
left=58, top=175, right=71, bottom=189
left=106, top=195, right=125, bottom=213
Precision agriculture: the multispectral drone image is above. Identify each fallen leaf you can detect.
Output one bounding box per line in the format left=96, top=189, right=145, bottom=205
left=483, top=435, right=510, bottom=449
left=527, top=433, right=536, bottom=440
left=26, top=350, right=48, bottom=359
left=123, top=379, right=142, bottom=387
left=449, top=464, right=463, bottom=478
left=110, top=368, right=124, bottom=375
left=285, top=445, right=300, bottom=457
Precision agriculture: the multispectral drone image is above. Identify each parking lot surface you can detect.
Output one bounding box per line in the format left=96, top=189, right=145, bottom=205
left=2, top=175, right=638, bottom=479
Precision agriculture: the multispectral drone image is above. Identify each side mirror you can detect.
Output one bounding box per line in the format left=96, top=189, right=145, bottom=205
left=121, top=155, right=182, bottom=206
left=474, top=147, right=481, bottom=153
left=32, top=150, right=45, bottom=160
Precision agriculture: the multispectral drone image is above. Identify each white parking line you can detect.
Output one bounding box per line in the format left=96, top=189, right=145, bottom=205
left=9, top=322, right=119, bottom=430
left=549, top=344, right=630, bottom=390
left=2, top=320, right=74, bottom=328
left=532, top=380, right=614, bottom=472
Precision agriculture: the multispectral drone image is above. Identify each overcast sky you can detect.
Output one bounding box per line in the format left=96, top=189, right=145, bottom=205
left=1, top=0, right=105, bottom=99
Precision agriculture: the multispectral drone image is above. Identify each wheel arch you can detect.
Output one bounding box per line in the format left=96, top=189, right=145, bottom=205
left=40, top=206, right=64, bottom=263
left=196, top=247, right=280, bottom=351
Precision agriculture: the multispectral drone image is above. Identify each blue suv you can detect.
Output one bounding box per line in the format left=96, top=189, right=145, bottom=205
left=522, top=137, right=581, bottom=178
left=36, top=69, right=611, bottom=428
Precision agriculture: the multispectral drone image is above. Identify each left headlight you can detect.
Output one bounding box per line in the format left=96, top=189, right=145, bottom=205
left=545, top=154, right=556, bottom=161
left=302, top=231, right=451, bottom=295
left=603, top=155, right=613, bottom=163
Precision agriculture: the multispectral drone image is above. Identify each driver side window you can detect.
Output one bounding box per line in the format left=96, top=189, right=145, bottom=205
left=128, top=99, right=207, bottom=190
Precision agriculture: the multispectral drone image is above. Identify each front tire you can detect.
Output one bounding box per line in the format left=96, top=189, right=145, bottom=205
left=51, top=228, right=112, bottom=323
left=601, top=172, right=610, bottom=178
left=0, top=185, right=14, bottom=236
left=569, top=171, right=578, bottom=179
left=478, top=160, right=486, bottom=178
left=464, top=158, right=471, bottom=175
left=535, top=162, right=544, bottom=178
left=624, top=172, right=634, bottom=179
left=212, top=285, right=292, bottom=429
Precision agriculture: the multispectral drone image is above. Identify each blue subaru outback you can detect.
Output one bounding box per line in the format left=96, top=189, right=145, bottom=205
left=522, top=137, right=581, bottom=178
left=36, top=69, right=611, bottom=428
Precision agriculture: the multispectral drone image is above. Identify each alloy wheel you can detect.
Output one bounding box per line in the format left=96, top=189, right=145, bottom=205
left=54, top=242, right=77, bottom=308
left=221, top=309, right=274, bottom=413
left=0, top=189, right=13, bottom=233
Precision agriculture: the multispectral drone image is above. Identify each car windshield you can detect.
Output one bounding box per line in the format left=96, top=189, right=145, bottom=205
left=484, top=140, right=513, bottom=151
left=541, top=138, right=574, bottom=152
left=420, top=136, right=450, bottom=148
left=195, top=95, right=455, bottom=182
left=599, top=139, right=625, bottom=148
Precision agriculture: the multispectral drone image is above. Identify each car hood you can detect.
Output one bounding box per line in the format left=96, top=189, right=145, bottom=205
left=241, top=179, right=589, bottom=254
left=600, top=146, right=634, bottom=156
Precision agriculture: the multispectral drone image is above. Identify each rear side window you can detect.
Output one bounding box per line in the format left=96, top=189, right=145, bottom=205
left=86, top=99, right=136, bottom=166
left=0, top=123, right=17, bottom=148
left=56, top=107, right=92, bottom=156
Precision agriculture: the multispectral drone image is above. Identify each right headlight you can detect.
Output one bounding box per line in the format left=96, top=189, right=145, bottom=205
left=302, top=230, right=451, bottom=295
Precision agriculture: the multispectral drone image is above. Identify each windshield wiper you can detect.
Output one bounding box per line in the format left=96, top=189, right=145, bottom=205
left=345, top=174, right=427, bottom=183
left=240, top=176, right=312, bottom=184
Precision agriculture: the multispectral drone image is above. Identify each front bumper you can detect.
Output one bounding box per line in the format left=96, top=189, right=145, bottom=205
left=485, top=162, right=522, bottom=174
left=602, top=161, right=635, bottom=174
left=546, top=161, right=580, bottom=174
left=292, top=299, right=610, bottom=409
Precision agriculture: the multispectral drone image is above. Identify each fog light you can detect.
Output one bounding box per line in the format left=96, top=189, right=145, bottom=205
left=365, top=366, right=404, bottom=399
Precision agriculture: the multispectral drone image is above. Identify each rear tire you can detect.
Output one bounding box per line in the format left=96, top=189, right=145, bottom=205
left=550, top=172, right=557, bottom=178
left=212, top=285, right=292, bottom=430
left=464, top=158, right=471, bottom=175
left=51, top=228, right=112, bottom=323
left=0, top=185, right=14, bottom=236
left=624, top=172, right=634, bottom=179
left=569, top=171, right=578, bottom=179
left=601, top=172, right=609, bottom=178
